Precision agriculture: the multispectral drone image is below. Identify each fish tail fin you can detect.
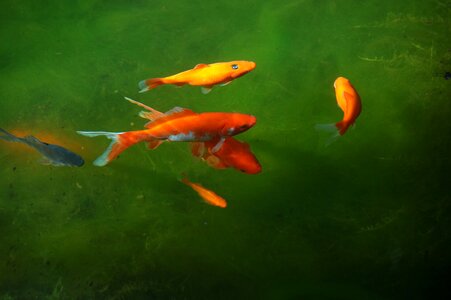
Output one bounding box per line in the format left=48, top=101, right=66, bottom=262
left=180, top=173, right=191, bottom=186
left=0, top=128, right=22, bottom=143
left=315, top=122, right=343, bottom=146
left=138, top=78, right=165, bottom=93
left=76, top=131, right=144, bottom=166
left=335, top=121, right=350, bottom=136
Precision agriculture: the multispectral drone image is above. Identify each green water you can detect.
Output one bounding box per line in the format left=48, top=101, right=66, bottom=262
left=1, top=0, right=450, bottom=299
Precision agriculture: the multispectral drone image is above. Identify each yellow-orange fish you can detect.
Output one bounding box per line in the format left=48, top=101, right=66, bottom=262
left=181, top=176, right=227, bottom=208
left=139, top=60, right=256, bottom=94
left=316, top=76, right=362, bottom=144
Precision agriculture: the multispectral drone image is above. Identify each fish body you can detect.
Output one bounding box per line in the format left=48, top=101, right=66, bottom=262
left=139, top=60, right=256, bottom=94
left=333, top=77, right=362, bottom=135
left=191, top=137, right=261, bottom=174
left=0, top=128, right=84, bottom=167
left=315, top=77, right=362, bottom=144
left=181, top=176, right=227, bottom=208
left=77, top=102, right=256, bottom=166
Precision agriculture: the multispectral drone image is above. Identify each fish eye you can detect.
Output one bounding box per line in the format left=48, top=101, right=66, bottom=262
left=231, top=64, right=239, bottom=70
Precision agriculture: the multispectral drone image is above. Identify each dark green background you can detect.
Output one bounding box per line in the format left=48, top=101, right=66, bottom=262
left=1, top=0, right=450, bottom=299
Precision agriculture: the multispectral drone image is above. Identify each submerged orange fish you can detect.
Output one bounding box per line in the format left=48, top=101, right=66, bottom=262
left=191, top=137, right=261, bottom=174
left=181, top=176, right=227, bottom=208
left=139, top=60, right=256, bottom=94
left=316, top=76, right=362, bottom=143
left=77, top=97, right=256, bottom=166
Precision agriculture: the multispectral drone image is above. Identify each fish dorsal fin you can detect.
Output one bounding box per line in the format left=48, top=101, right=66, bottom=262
left=164, top=106, right=194, bottom=116
left=193, top=63, right=209, bottom=70
left=144, top=107, right=197, bottom=128
left=125, top=97, right=165, bottom=121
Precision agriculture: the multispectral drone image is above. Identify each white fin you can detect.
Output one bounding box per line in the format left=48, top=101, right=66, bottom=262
left=138, top=80, right=149, bottom=93
left=211, top=137, right=225, bottom=153
left=76, top=131, right=124, bottom=138
left=38, top=157, right=52, bottom=165
left=165, top=107, right=186, bottom=115
left=201, top=86, right=212, bottom=94
left=220, top=81, right=232, bottom=87
left=315, top=124, right=340, bottom=146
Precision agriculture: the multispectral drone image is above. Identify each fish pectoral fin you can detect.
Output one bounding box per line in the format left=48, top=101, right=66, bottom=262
left=211, top=137, right=225, bottom=154
left=193, top=63, right=209, bottom=70
left=201, top=86, right=213, bottom=94
left=38, top=157, right=53, bottom=165
left=343, top=91, right=354, bottom=101
left=220, top=81, right=232, bottom=87
left=191, top=142, right=206, bottom=157
left=206, top=156, right=228, bottom=169
left=147, top=140, right=163, bottom=150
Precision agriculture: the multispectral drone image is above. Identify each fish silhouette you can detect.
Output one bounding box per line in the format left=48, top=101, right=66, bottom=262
left=0, top=128, right=84, bottom=167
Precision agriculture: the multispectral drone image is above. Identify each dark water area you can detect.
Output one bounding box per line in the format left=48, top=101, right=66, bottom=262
left=1, top=0, right=450, bottom=299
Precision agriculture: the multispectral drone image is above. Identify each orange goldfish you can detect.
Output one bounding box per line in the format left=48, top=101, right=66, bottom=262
left=181, top=176, right=227, bottom=208
left=77, top=98, right=256, bottom=166
left=138, top=60, right=256, bottom=94
left=191, top=137, right=261, bottom=174
left=316, top=76, right=362, bottom=143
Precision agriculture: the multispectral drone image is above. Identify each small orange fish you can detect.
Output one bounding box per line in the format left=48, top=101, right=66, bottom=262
left=316, top=76, right=362, bottom=143
left=191, top=137, right=261, bottom=174
left=181, top=176, right=227, bottom=208
left=139, top=60, right=256, bottom=94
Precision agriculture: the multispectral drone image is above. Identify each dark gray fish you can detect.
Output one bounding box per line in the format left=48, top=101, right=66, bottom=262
left=0, top=128, right=84, bottom=167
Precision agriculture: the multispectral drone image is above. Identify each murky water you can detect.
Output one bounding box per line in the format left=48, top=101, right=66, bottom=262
left=1, top=0, right=450, bottom=299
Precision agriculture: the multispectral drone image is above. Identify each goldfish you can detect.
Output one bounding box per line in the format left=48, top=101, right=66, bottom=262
left=316, top=76, right=362, bottom=144
left=0, top=128, right=84, bottom=167
left=138, top=60, right=256, bottom=94
left=77, top=97, right=256, bottom=166
left=191, top=137, right=261, bottom=174
left=181, top=176, right=227, bottom=208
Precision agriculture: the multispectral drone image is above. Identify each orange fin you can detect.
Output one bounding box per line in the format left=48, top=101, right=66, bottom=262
left=206, top=156, right=228, bottom=169
left=124, top=97, right=165, bottom=121
left=147, top=140, right=163, bottom=150
left=191, top=142, right=206, bottom=157
left=193, top=63, right=208, bottom=70
left=343, top=91, right=354, bottom=102
left=138, top=78, right=164, bottom=93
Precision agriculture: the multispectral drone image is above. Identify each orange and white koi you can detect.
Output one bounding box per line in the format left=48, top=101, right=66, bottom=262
left=181, top=176, right=227, bottom=208
left=316, top=76, right=362, bottom=143
left=191, top=137, right=261, bottom=174
left=77, top=97, right=256, bottom=166
left=138, top=60, right=256, bottom=94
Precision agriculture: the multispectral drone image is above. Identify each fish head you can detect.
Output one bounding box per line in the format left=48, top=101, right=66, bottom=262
left=334, top=76, right=349, bottom=89
left=222, top=114, right=256, bottom=136
left=228, top=60, right=256, bottom=79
